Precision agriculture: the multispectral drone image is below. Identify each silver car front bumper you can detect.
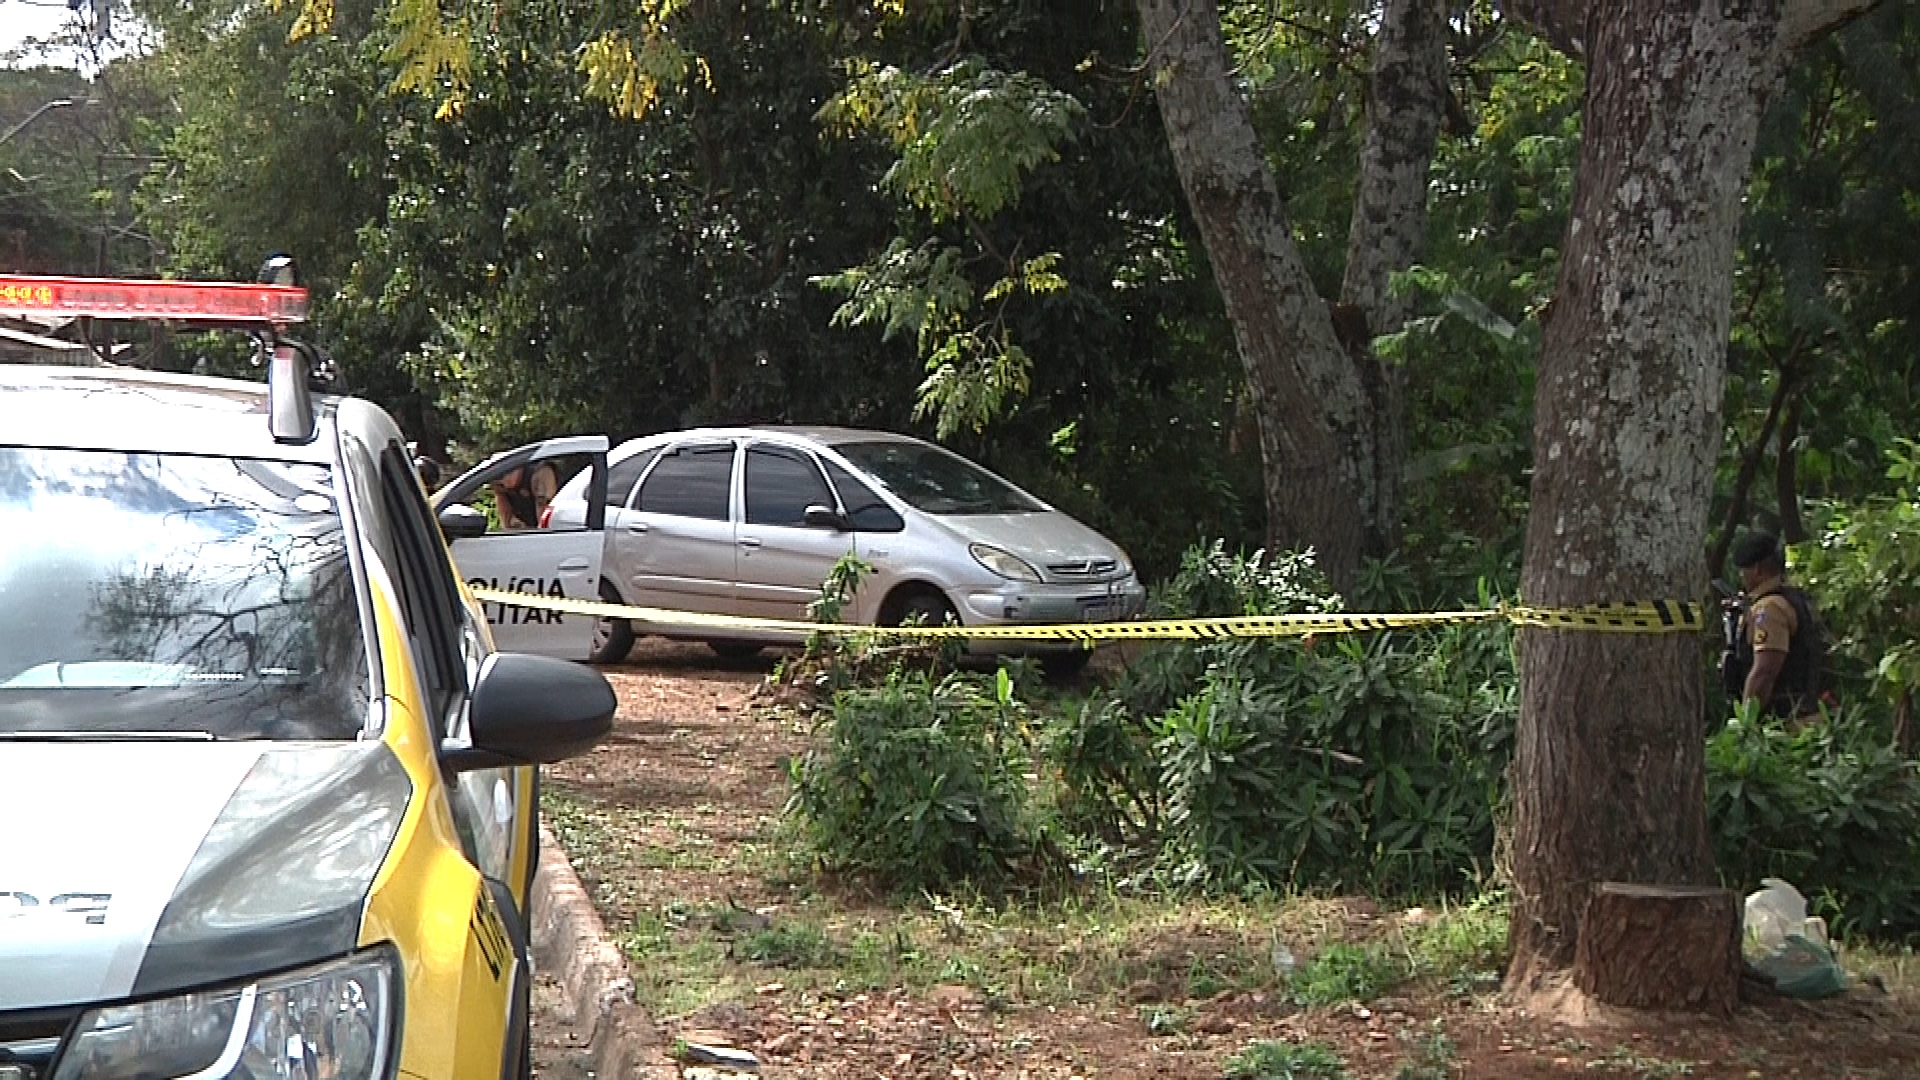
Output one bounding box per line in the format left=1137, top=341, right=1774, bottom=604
left=956, top=576, right=1148, bottom=629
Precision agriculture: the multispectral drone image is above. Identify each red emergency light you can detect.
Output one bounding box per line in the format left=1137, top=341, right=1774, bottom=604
left=0, top=274, right=308, bottom=325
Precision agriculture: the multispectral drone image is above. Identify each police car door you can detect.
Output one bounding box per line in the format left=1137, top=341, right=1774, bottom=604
left=433, top=436, right=609, bottom=658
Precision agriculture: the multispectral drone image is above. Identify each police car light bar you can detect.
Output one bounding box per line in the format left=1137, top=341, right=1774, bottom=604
left=0, top=274, right=308, bottom=325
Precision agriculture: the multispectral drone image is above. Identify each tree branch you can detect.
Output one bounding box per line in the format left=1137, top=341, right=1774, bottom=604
left=1775, top=390, right=1809, bottom=543
left=1777, top=0, right=1881, bottom=51
left=1497, top=0, right=1587, bottom=59
left=1708, top=351, right=1802, bottom=577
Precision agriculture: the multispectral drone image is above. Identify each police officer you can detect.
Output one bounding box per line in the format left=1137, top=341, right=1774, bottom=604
left=1721, top=531, right=1827, bottom=720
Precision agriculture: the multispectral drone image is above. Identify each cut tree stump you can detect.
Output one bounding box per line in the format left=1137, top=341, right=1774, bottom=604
left=1573, top=882, right=1740, bottom=1012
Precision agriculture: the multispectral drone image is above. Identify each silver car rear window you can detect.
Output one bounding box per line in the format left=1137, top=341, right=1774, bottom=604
left=0, top=447, right=370, bottom=740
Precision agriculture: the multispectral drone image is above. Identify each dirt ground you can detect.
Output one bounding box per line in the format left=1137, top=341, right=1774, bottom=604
left=534, top=639, right=1920, bottom=1080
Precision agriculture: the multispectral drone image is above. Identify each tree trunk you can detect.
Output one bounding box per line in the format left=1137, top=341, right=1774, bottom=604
left=1573, top=883, right=1741, bottom=1012
left=1137, top=0, right=1396, bottom=591
left=1340, top=0, right=1449, bottom=340
left=1506, top=0, right=1871, bottom=990
left=1336, top=0, right=1451, bottom=560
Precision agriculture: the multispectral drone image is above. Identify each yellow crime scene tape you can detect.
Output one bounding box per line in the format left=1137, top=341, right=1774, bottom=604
left=467, top=587, right=1705, bottom=643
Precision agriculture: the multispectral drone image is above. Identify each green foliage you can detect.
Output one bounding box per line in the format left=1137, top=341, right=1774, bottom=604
left=1152, top=673, right=1316, bottom=887
left=1797, top=439, right=1920, bottom=710
left=812, top=55, right=1081, bottom=439
left=740, top=921, right=840, bottom=969
left=1161, top=541, right=1345, bottom=619
left=806, top=553, right=873, bottom=627
left=126, top=0, right=1256, bottom=584
left=1069, top=544, right=1513, bottom=896
left=785, top=666, right=1041, bottom=891
left=1286, top=942, right=1407, bottom=1006
left=1223, top=1040, right=1351, bottom=1080
left=1706, top=704, right=1920, bottom=938
left=1400, top=892, right=1508, bottom=988
left=1385, top=33, right=1582, bottom=596
left=812, top=240, right=1063, bottom=438
left=1047, top=695, right=1161, bottom=851
left=1720, top=5, right=1920, bottom=526
left=0, top=66, right=152, bottom=278
left=341, top=0, right=913, bottom=448
left=812, top=238, right=976, bottom=357
left=820, top=59, right=1083, bottom=225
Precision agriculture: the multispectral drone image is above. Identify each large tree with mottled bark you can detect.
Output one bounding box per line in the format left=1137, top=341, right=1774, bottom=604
left=1500, top=0, right=1878, bottom=992
left=1136, top=0, right=1449, bottom=590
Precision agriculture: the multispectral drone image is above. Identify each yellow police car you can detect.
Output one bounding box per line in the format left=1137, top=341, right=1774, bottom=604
left=0, top=271, right=613, bottom=1079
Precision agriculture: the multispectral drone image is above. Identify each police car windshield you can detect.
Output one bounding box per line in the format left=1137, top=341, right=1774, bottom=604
left=0, top=448, right=371, bottom=740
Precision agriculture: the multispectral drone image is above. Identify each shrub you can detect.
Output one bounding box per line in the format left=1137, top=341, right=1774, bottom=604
left=786, top=666, right=1040, bottom=890
left=1047, top=695, right=1161, bottom=849
left=1706, top=703, right=1920, bottom=938
left=1153, top=673, right=1343, bottom=888
left=1049, top=544, right=1515, bottom=897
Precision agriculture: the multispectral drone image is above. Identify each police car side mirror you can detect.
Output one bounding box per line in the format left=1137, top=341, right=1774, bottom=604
left=438, top=503, right=489, bottom=542
left=443, top=653, right=615, bottom=772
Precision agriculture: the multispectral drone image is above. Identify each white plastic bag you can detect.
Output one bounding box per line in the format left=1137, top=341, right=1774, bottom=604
left=1744, top=879, right=1846, bottom=998
left=1744, top=878, right=1807, bottom=958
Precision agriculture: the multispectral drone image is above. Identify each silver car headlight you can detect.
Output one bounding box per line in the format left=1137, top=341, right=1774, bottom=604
left=969, top=543, right=1043, bottom=584
left=51, top=947, right=398, bottom=1080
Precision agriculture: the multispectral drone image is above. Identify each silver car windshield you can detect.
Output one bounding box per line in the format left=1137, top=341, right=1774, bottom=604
left=0, top=447, right=370, bottom=739
left=832, top=441, right=1044, bottom=516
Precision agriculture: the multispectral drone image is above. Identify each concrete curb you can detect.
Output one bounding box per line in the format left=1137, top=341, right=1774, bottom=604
left=532, top=823, right=674, bottom=1079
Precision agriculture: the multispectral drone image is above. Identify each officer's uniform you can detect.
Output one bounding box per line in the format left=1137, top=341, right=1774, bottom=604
left=1742, top=574, right=1799, bottom=668
left=1724, top=530, right=1826, bottom=719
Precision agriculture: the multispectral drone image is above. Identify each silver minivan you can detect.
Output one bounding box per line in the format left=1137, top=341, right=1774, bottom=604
left=541, top=426, right=1145, bottom=674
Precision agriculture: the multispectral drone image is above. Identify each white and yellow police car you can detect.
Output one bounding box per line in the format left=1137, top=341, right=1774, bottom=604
left=0, top=269, right=614, bottom=1079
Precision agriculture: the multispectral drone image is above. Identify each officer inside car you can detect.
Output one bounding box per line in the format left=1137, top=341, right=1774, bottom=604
left=1721, top=531, right=1828, bottom=722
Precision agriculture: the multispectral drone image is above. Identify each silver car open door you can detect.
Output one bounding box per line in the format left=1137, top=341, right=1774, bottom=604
left=432, top=436, right=610, bottom=659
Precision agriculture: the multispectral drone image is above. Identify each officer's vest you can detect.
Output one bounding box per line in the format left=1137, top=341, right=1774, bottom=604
left=1726, top=584, right=1828, bottom=716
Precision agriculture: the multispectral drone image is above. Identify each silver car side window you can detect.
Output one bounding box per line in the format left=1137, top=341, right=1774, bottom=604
left=606, top=447, right=663, bottom=510
left=745, top=446, right=833, bottom=527
left=636, top=443, right=733, bottom=521
left=823, top=460, right=906, bottom=533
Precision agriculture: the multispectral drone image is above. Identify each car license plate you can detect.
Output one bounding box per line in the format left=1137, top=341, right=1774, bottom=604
left=1080, top=600, right=1113, bottom=622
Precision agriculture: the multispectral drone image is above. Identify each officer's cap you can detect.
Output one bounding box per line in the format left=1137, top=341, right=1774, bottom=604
left=1731, top=531, right=1783, bottom=569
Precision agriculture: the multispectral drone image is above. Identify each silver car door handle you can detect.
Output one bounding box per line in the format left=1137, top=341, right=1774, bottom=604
left=558, top=558, right=590, bottom=571
left=738, top=537, right=762, bottom=549
left=627, top=522, right=648, bottom=534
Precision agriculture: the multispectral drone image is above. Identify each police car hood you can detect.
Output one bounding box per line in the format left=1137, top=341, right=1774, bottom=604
left=0, top=739, right=410, bottom=1011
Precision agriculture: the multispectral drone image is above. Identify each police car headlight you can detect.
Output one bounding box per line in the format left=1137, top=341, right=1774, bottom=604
left=969, top=543, right=1043, bottom=584
left=51, top=947, right=398, bottom=1080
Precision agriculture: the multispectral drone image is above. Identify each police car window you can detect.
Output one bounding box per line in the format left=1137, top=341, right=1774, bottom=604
left=0, top=447, right=370, bottom=739
left=379, top=443, right=467, bottom=722
left=746, top=446, right=832, bottom=527
left=636, top=444, right=733, bottom=521
left=607, top=447, right=662, bottom=510
left=823, top=460, right=905, bottom=533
